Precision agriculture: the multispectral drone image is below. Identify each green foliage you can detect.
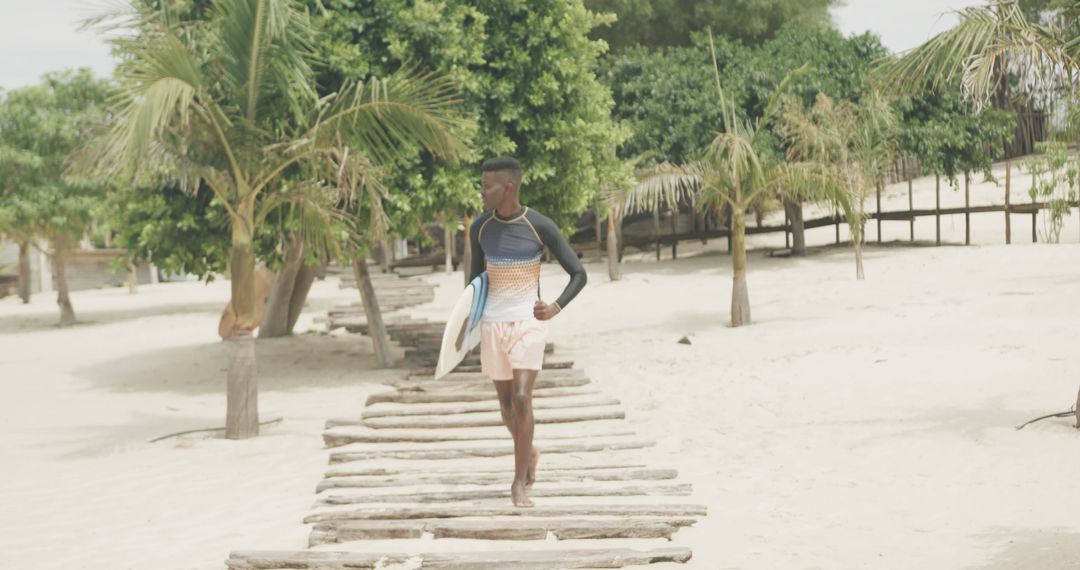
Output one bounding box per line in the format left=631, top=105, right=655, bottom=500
left=601, top=25, right=888, bottom=168
left=0, top=69, right=111, bottom=246
left=315, top=0, right=625, bottom=231
left=895, top=89, right=1015, bottom=184
left=1023, top=140, right=1077, bottom=243
left=586, top=0, right=840, bottom=50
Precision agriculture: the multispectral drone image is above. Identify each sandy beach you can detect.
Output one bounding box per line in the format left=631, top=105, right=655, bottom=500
left=3, top=168, right=1080, bottom=569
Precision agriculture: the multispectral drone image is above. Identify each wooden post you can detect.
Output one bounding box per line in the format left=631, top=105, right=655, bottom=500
left=653, top=209, right=661, bottom=261
left=908, top=178, right=914, bottom=242
left=876, top=181, right=882, bottom=243
left=443, top=216, right=453, bottom=274
left=670, top=207, right=678, bottom=260
left=834, top=209, right=840, bottom=244
left=935, top=173, right=941, bottom=246
left=1032, top=211, right=1038, bottom=243
left=1005, top=161, right=1012, bottom=244
left=784, top=209, right=790, bottom=249
left=964, top=171, right=971, bottom=246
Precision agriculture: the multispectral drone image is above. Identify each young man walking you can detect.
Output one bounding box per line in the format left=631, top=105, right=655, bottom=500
left=468, top=156, right=587, bottom=507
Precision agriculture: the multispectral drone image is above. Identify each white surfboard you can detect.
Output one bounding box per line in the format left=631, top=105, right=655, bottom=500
left=434, top=272, right=488, bottom=380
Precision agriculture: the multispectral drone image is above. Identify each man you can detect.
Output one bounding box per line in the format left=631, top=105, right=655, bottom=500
left=468, top=156, right=587, bottom=507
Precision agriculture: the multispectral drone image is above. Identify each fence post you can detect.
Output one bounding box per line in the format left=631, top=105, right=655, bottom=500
left=935, top=173, right=941, bottom=246
left=1032, top=211, right=1038, bottom=243
left=834, top=209, right=840, bottom=244
left=784, top=209, right=790, bottom=249
left=964, top=171, right=971, bottom=246
left=1005, top=161, right=1012, bottom=244
left=876, top=181, right=882, bottom=243
left=908, top=178, right=915, bottom=242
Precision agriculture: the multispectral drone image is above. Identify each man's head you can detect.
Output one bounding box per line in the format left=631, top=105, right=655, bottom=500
left=481, top=156, right=522, bottom=211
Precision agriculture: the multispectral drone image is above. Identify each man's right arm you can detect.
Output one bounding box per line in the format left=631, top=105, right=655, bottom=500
left=467, top=217, right=485, bottom=283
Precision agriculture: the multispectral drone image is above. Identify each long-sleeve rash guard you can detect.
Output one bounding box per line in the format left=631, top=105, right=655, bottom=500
left=468, top=206, right=587, bottom=322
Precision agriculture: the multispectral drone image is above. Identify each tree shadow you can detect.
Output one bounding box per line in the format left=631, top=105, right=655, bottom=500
left=74, top=333, right=406, bottom=396
left=966, top=528, right=1080, bottom=570
left=0, top=301, right=225, bottom=335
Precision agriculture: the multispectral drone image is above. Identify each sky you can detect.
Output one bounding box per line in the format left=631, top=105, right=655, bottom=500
left=0, top=0, right=983, bottom=91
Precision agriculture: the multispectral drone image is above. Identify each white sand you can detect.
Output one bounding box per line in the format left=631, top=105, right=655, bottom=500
left=3, top=168, right=1080, bottom=568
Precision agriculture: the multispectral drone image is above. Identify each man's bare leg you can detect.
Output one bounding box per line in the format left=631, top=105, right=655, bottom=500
left=510, top=368, right=538, bottom=507
left=495, top=378, right=539, bottom=489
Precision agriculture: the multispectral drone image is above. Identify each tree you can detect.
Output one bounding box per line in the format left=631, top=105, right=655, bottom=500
left=585, top=0, right=840, bottom=50
left=781, top=91, right=898, bottom=280
left=316, top=0, right=626, bottom=232
left=94, top=0, right=467, bottom=439
left=638, top=36, right=810, bottom=327
left=0, top=70, right=111, bottom=324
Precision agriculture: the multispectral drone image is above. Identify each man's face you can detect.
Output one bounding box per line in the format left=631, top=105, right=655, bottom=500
left=481, top=170, right=515, bottom=211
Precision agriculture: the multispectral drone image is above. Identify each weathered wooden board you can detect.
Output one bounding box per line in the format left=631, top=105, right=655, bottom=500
left=316, top=468, right=677, bottom=492
left=357, top=407, right=624, bottom=430
left=328, top=438, right=652, bottom=463
left=316, top=483, right=693, bottom=505
left=364, top=387, right=600, bottom=406
left=227, top=548, right=692, bottom=570
left=304, top=503, right=709, bottom=524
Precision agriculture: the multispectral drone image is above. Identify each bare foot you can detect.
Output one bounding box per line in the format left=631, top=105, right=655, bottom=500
left=511, top=481, right=534, bottom=508
left=525, top=447, right=540, bottom=488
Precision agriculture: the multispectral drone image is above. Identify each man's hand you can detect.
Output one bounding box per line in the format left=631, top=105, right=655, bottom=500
left=534, top=300, right=560, bottom=321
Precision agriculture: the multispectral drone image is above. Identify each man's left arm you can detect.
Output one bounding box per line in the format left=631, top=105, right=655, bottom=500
left=531, top=215, right=587, bottom=320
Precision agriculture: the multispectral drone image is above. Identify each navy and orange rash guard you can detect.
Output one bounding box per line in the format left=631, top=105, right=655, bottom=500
left=468, top=207, right=587, bottom=322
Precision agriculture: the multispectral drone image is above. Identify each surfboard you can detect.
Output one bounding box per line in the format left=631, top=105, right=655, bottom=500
left=434, top=272, right=488, bottom=380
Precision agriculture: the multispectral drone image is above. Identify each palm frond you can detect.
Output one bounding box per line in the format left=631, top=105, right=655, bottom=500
left=627, top=161, right=701, bottom=214
left=876, top=1, right=1076, bottom=107
left=212, top=0, right=316, bottom=122
left=307, top=65, right=470, bottom=168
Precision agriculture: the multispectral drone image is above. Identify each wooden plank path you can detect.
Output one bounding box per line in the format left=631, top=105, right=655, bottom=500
left=229, top=282, right=703, bottom=568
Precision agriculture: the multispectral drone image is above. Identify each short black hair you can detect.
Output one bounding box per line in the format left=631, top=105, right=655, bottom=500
left=482, top=156, right=522, bottom=180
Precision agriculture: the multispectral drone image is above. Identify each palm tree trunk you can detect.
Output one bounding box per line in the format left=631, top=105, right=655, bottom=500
left=127, top=260, right=138, bottom=294
left=462, top=214, right=473, bottom=286
left=17, top=240, right=31, bottom=304
left=52, top=233, right=76, bottom=326
left=285, top=261, right=321, bottom=334
left=615, top=211, right=625, bottom=262
left=353, top=256, right=394, bottom=368
left=260, top=233, right=305, bottom=338
left=595, top=212, right=604, bottom=259
left=607, top=213, right=621, bottom=281
left=443, top=216, right=453, bottom=274
left=730, top=208, right=751, bottom=327
left=782, top=198, right=806, bottom=255
left=226, top=202, right=260, bottom=440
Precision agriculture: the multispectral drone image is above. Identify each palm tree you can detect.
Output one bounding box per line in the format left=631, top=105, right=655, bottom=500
left=94, top=0, right=467, bottom=439
left=780, top=91, right=898, bottom=280
left=637, top=33, right=807, bottom=327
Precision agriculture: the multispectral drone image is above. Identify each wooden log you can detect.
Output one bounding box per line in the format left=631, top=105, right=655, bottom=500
left=311, top=517, right=696, bottom=544
left=404, top=368, right=583, bottom=385
left=316, top=483, right=693, bottom=505
left=359, top=396, right=621, bottom=419
left=304, top=503, right=708, bottom=524
left=390, top=375, right=590, bottom=394
left=309, top=521, right=423, bottom=544
left=364, top=387, right=601, bottom=406
left=316, top=468, right=679, bottom=491
left=325, top=462, right=649, bottom=478
left=357, top=407, right=625, bottom=430
left=225, top=551, right=408, bottom=570
left=328, top=438, right=651, bottom=463
left=322, top=426, right=634, bottom=447
left=419, top=547, right=693, bottom=570
left=229, top=548, right=693, bottom=570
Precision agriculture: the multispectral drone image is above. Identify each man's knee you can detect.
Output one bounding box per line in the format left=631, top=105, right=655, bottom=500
left=511, top=390, right=532, bottom=414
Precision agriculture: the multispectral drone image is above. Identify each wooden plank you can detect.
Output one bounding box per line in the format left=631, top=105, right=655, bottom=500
left=316, top=468, right=678, bottom=491
left=328, top=438, right=652, bottom=463
left=360, top=396, right=621, bottom=419
left=411, top=360, right=573, bottom=375
left=309, top=521, right=423, bottom=545
left=317, top=483, right=693, bottom=505
left=322, top=426, right=634, bottom=446
left=309, top=517, right=696, bottom=544
left=422, top=547, right=693, bottom=569
left=230, top=548, right=692, bottom=569
left=365, top=387, right=600, bottom=406
left=387, top=375, right=592, bottom=395
left=358, top=407, right=625, bottom=430
left=325, top=462, right=649, bottom=478
left=225, top=551, right=408, bottom=570
left=404, top=368, right=584, bottom=384
left=304, top=503, right=709, bottom=524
